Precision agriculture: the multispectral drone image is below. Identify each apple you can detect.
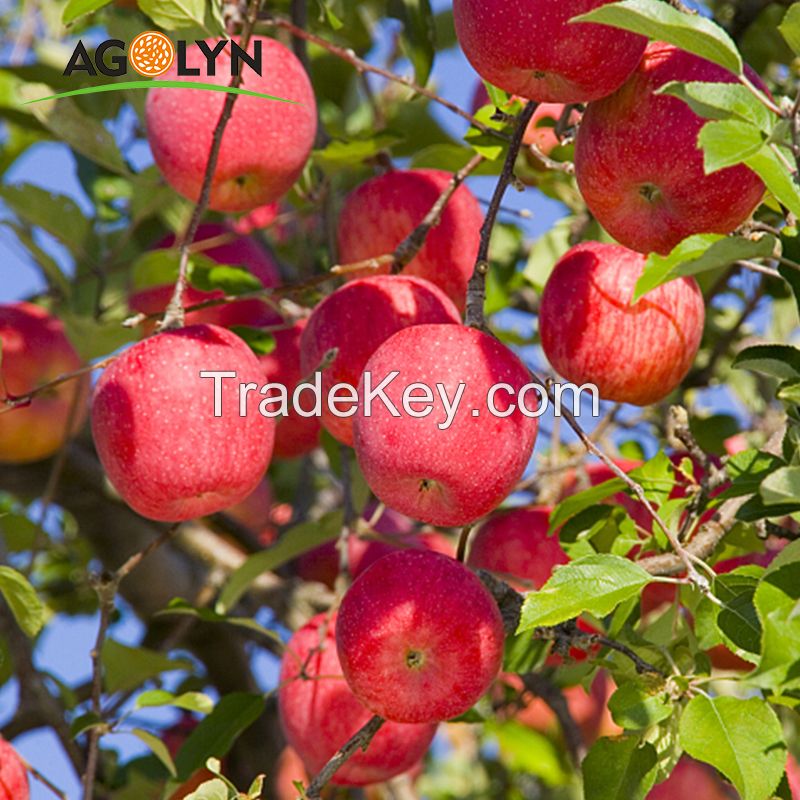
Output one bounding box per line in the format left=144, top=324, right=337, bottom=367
left=336, top=169, right=483, bottom=311
left=786, top=754, right=800, bottom=799
left=575, top=42, right=766, bottom=255
left=259, top=319, right=321, bottom=459
left=278, top=612, right=437, bottom=786
left=353, top=323, right=538, bottom=526
left=0, top=737, right=28, bottom=800
left=146, top=37, right=317, bottom=212
left=539, top=242, right=705, bottom=406
left=0, top=302, right=89, bottom=464
left=232, top=202, right=280, bottom=235
left=129, top=223, right=281, bottom=333
left=273, top=747, right=309, bottom=800
left=92, top=324, right=274, bottom=521
left=336, top=549, right=506, bottom=723
left=467, top=506, right=568, bottom=591
left=647, top=757, right=733, bottom=799
left=222, top=477, right=277, bottom=546
left=453, top=0, right=647, bottom=103
left=299, top=276, right=461, bottom=446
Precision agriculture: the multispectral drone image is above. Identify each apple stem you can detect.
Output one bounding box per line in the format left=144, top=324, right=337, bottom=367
left=466, top=101, right=538, bottom=329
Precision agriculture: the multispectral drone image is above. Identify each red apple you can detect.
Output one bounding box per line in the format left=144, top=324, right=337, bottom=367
left=259, top=319, right=321, bottom=459
left=0, top=302, right=89, bottom=464
left=273, top=747, right=309, bottom=800
left=278, top=612, right=437, bottom=786
left=467, top=506, right=568, bottom=591
left=299, top=276, right=460, bottom=446
left=354, top=323, right=538, bottom=526
left=232, top=202, right=280, bottom=235
left=453, top=0, right=647, bottom=103
left=575, top=42, right=766, bottom=255
left=222, top=477, right=277, bottom=546
left=786, top=754, right=800, bottom=799
left=336, top=169, right=482, bottom=311
left=647, top=757, right=733, bottom=799
left=0, top=737, right=28, bottom=800
left=539, top=242, right=705, bottom=406
left=92, top=324, right=274, bottom=521
left=336, top=549, right=505, bottom=723
left=146, top=37, right=317, bottom=212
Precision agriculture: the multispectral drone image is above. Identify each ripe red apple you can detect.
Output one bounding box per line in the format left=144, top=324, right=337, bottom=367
left=232, top=202, right=280, bottom=235
left=539, top=242, right=705, bottom=406
left=259, top=319, right=321, bottom=459
left=647, top=757, right=733, bottom=799
left=354, top=323, right=538, bottom=526
left=0, top=737, right=28, bottom=800
left=336, top=549, right=506, bottom=723
left=453, top=0, right=646, bottom=103
left=146, top=37, right=317, bottom=212
left=278, top=612, right=437, bottom=786
left=575, top=42, right=766, bottom=255
left=299, top=276, right=460, bottom=446
left=129, top=223, right=281, bottom=333
left=467, top=506, right=568, bottom=591
left=336, top=169, right=482, bottom=311
left=786, top=754, right=800, bottom=799
left=0, top=302, right=89, bottom=464
left=92, top=324, right=274, bottom=521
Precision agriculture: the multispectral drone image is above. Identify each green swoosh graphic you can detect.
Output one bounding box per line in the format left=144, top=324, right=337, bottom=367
left=22, top=80, right=299, bottom=105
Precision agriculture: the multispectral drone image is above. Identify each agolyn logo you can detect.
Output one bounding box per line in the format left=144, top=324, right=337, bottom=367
left=22, top=34, right=294, bottom=107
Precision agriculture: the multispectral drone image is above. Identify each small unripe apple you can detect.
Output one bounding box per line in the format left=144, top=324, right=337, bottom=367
left=647, top=757, right=732, bottom=799
left=467, top=506, right=568, bottom=591
left=337, top=169, right=483, bottom=311
left=336, top=549, right=505, bottom=723
left=575, top=42, right=766, bottom=255
left=539, top=242, right=705, bottom=406
left=0, top=302, right=88, bottom=464
left=278, top=612, right=437, bottom=786
left=129, top=223, right=281, bottom=333
left=0, top=737, right=28, bottom=800
left=146, top=37, right=317, bottom=212
left=92, top=324, right=274, bottom=521
left=299, top=276, right=461, bottom=446
left=353, top=324, right=538, bottom=526
left=259, top=319, right=321, bottom=459
left=454, top=0, right=647, bottom=103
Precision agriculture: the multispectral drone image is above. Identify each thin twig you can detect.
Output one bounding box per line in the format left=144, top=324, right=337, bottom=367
left=465, top=101, right=538, bottom=328
left=18, top=755, right=68, bottom=800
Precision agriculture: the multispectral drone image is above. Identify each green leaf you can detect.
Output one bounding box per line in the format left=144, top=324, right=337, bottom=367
left=312, top=133, right=403, bottom=174
left=698, top=120, right=765, bottom=173
left=188, top=264, right=264, bottom=296
left=524, top=217, right=574, bottom=293
left=777, top=260, right=800, bottom=322
left=217, top=510, right=343, bottom=614
left=62, top=0, right=113, bottom=24
left=101, top=640, right=193, bottom=694
left=183, top=779, right=230, bottom=800
left=155, top=598, right=282, bottom=644
left=70, top=711, right=104, bottom=738
left=549, top=478, right=628, bottom=531
left=517, top=554, right=653, bottom=631
left=761, top=466, right=800, bottom=506
left=657, top=81, right=776, bottom=132
left=582, top=736, right=658, bottom=800
left=633, top=234, right=776, bottom=301
left=733, top=344, right=800, bottom=381
left=138, top=0, right=207, bottom=29
left=572, top=0, right=743, bottom=75
left=607, top=681, right=673, bottom=730
left=389, top=0, right=436, bottom=86
left=174, top=693, right=265, bottom=781
left=724, top=449, right=786, bottom=497
left=228, top=327, right=275, bottom=356
left=779, top=3, right=800, bottom=56
left=487, top=720, right=571, bottom=786
left=679, top=695, right=785, bottom=800
left=130, top=728, right=177, bottom=777
left=0, top=566, right=44, bottom=638
left=133, top=690, right=214, bottom=715
left=745, top=146, right=800, bottom=219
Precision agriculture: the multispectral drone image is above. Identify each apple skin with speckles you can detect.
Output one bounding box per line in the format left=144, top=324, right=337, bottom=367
left=259, top=319, right=321, bottom=459
left=278, top=612, right=437, bottom=786
left=336, top=549, right=506, bottom=724
left=0, top=302, right=89, bottom=464
left=91, top=324, right=274, bottom=522
left=299, top=276, right=461, bottom=447
left=353, top=324, right=538, bottom=527
left=467, top=506, right=568, bottom=591
left=575, top=42, right=766, bottom=255
left=0, top=737, right=28, bottom=800
left=337, top=169, right=483, bottom=311
left=146, top=37, right=317, bottom=212
left=453, top=0, right=647, bottom=103
left=539, top=242, right=705, bottom=406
